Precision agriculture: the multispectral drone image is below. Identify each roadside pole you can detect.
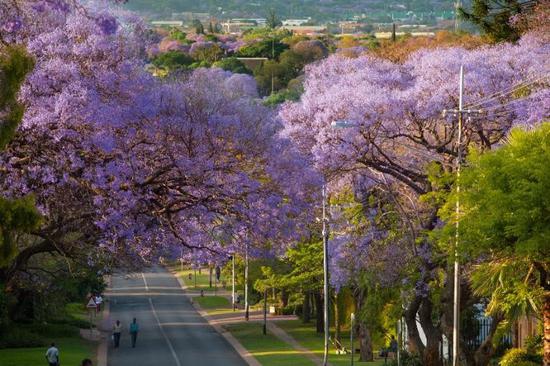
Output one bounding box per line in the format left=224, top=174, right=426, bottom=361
left=263, top=289, right=268, bottom=335
left=232, top=255, right=236, bottom=311
left=245, top=242, right=249, bottom=321
left=350, top=313, right=355, bottom=366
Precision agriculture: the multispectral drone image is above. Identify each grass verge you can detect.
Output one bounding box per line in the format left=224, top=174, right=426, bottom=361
left=277, top=320, right=386, bottom=366
left=225, top=322, right=315, bottom=366
left=0, top=336, right=96, bottom=366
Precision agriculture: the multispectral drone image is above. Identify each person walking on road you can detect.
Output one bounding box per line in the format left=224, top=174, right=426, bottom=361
left=129, top=318, right=139, bottom=348
left=112, top=320, right=122, bottom=348
left=45, top=342, right=59, bottom=366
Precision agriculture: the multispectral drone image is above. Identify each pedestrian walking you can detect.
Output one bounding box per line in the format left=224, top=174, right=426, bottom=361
left=94, top=293, right=103, bottom=312
left=45, top=342, right=59, bottom=366
left=129, top=318, right=139, bottom=348
left=112, top=320, right=122, bottom=348
left=81, top=359, right=93, bottom=366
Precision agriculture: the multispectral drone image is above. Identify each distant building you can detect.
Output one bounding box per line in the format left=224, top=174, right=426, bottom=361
left=282, top=18, right=311, bottom=27
left=172, top=12, right=211, bottom=23
left=282, top=25, right=327, bottom=35
left=374, top=31, right=435, bottom=38
left=151, top=20, right=184, bottom=27
left=222, top=20, right=258, bottom=34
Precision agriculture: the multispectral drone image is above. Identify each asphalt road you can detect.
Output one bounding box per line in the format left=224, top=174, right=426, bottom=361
left=107, top=266, right=247, bottom=366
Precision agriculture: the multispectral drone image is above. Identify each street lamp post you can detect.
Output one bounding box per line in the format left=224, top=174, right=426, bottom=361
left=232, top=255, right=236, bottom=311
left=245, top=242, right=249, bottom=321
left=350, top=313, right=355, bottom=366
left=322, top=182, right=330, bottom=366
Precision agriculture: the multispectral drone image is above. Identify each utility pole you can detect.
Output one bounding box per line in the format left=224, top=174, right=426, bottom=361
left=263, top=289, right=268, bottom=335
left=442, top=66, right=482, bottom=366
left=350, top=313, right=355, bottom=366
left=245, top=242, right=249, bottom=321
left=232, top=255, right=236, bottom=311
left=322, top=182, right=330, bottom=366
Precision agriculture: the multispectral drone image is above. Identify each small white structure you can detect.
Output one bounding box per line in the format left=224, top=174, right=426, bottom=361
left=151, top=20, right=184, bottom=27
left=282, top=18, right=311, bottom=27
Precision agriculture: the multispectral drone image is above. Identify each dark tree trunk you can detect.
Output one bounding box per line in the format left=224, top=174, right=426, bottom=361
left=334, top=292, right=341, bottom=345
left=314, top=290, right=324, bottom=334
left=302, top=291, right=310, bottom=323
left=404, top=294, right=425, bottom=355
left=209, top=266, right=212, bottom=288
left=358, top=321, right=374, bottom=361
left=281, top=289, right=289, bottom=307
left=418, top=297, right=442, bottom=366
left=473, top=313, right=503, bottom=366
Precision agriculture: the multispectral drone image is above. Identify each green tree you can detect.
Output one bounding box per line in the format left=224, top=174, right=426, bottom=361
left=459, top=0, right=526, bottom=42
left=266, top=9, right=282, bottom=29
left=193, top=19, right=204, bottom=35
left=237, top=40, right=289, bottom=59
left=151, top=50, right=194, bottom=72
left=0, top=46, right=41, bottom=268
left=439, top=123, right=550, bottom=365
left=212, top=57, right=252, bottom=75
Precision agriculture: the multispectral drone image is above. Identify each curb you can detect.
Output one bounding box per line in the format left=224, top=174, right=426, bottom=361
left=173, top=271, right=261, bottom=366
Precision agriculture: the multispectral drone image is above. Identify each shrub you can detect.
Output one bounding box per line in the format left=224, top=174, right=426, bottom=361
left=389, top=350, right=422, bottom=366
left=500, top=347, right=542, bottom=366
left=0, top=327, right=45, bottom=348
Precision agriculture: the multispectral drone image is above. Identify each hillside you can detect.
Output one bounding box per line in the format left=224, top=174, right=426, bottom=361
left=123, top=0, right=458, bottom=22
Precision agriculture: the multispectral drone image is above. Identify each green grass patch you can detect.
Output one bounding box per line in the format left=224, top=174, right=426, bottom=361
left=175, top=268, right=224, bottom=292
left=225, top=322, right=315, bottom=366
left=195, top=295, right=230, bottom=309
left=0, top=336, right=96, bottom=366
left=277, top=320, right=386, bottom=366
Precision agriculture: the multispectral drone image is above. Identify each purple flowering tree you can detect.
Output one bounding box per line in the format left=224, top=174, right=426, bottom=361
left=281, top=34, right=549, bottom=366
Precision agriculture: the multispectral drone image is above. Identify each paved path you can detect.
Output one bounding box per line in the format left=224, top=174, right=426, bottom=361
left=106, top=266, right=247, bottom=366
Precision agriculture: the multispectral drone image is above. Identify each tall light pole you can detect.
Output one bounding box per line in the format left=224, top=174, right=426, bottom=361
left=322, top=182, right=330, bottom=366
left=232, top=255, right=236, bottom=311
left=245, top=242, right=249, bottom=321
left=442, top=66, right=482, bottom=366
left=350, top=313, right=355, bottom=366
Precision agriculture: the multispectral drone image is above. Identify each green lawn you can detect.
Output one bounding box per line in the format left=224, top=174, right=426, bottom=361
left=277, top=320, right=386, bottom=366
left=225, top=322, right=316, bottom=366
left=195, top=295, right=231, bottom=309
left=0, top=337, right=96, bottom=366
left=175, top=267, right=231, bottom=293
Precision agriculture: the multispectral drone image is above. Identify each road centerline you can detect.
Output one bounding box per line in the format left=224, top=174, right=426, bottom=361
left=149, top=297, right=182, bottom=366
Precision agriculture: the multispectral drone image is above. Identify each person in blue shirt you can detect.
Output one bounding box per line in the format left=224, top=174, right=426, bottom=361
left=129, top=318, right=139, bottom=348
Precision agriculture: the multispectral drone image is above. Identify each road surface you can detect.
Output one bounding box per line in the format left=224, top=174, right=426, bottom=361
left=107, top=266, right=247, bottom=366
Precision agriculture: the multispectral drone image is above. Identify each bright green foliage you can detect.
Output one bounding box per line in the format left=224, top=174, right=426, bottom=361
left=459, top=0, right=524, bottom=42
left=212, top=57, right=252, bottom=75
left=238, top=40, right=289, bottom=59
left=151, top=50, right=193, bottom=71
left=438, top=123, right=550, bottom=318
left=0, top=46, right=41, bottom=267
left=0, top=46, right=35, bottom=148
left=499, top=347, right=542, bottom=366
left=169, top=29, right=187, bottom=42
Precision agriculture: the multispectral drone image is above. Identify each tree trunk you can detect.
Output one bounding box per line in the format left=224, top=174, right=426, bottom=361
left=281, top=289, right=289, bottom=307
left=358, top=321, right=374, bottom=361
left=209, top=266, right=212, bottom=288
left=534, top=261, right=549, bottom=366
left=314, top=290, right=324, bottom=334
left=404, top=294, right=425, bottom=355
left=302, top=291, right=310, bottom=323
left=334, top=292, right=341, bottom=345
left=544, top=291, right=550, bottom=366
left=418, top=297, right=442, bottom=366
left=473, top=313, right=503, bottom=366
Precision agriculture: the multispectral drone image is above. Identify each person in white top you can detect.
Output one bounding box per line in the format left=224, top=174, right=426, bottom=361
left=45, top=342, right=59, bottom=366
left=94, top=294, right=103, bottom=312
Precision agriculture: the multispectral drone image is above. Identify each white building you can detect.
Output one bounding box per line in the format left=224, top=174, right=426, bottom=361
left=282, top=18, right=311, bottom=27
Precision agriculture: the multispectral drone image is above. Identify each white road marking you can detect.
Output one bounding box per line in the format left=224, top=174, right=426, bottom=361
left=149, top=298, right=182, bottom=366
left=141, top=273, right=149, bottom=291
